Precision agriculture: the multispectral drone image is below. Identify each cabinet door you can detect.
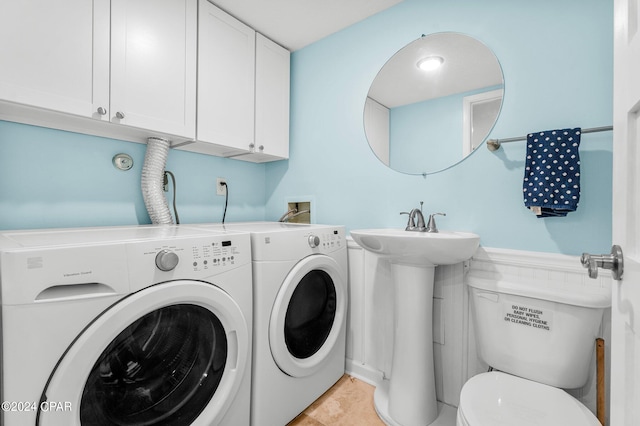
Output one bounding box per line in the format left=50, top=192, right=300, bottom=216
left=0, top=0, right=109, bottom=119
left=196, top=0, right=255, bottom=156
left=110, top=0, right=196, bottom=139
left=255, top=33, right=290, bottom=160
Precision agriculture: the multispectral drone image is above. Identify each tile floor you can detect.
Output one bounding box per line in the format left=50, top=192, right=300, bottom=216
left=287, top=375, right=385, bottom=426
left=287, top=374, right=459, bottom=426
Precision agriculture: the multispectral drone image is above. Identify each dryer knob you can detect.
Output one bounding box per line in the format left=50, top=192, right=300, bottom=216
left=155, top=249, right=179, bottom=271
left=308, top=234, right=320, bottom=248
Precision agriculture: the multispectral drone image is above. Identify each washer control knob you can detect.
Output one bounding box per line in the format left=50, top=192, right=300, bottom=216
left=308, top=234, right=320, bottom=248
left=155, top=249, right=179, bottom=271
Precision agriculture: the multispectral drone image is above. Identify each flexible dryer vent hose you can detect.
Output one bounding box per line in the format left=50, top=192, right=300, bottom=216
left=141, top=137, right=173, bottom=224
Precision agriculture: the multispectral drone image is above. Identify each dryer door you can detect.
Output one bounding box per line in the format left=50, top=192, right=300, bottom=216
left=37, top=280, right=249, bottom=426
left=269, top=255, right=346, bottom=378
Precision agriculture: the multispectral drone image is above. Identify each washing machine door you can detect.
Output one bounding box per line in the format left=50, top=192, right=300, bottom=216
left=37, top=280, right=249, bottom=426
left=269, top=254, right=346, bottom=378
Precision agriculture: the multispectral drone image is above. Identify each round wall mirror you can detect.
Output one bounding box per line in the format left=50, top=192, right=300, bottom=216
left=363, top=32, right=504, bottom=175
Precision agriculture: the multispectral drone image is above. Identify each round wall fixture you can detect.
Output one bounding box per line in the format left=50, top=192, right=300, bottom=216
left=112, top=153, right=134, bottom=171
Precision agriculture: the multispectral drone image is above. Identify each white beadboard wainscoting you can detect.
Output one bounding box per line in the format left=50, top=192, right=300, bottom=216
left=346, top=239, right=612, bottom=416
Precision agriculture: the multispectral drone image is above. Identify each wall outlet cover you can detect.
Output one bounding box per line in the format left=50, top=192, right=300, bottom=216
left=216, top=178, right=227, bottom=195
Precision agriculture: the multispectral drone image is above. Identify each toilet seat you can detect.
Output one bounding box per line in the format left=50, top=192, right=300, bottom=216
left=458, top=372, right=600, bottom=426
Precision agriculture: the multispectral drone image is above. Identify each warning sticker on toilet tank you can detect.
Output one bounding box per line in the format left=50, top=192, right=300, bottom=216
left=503, top=303, right=552, bottom=331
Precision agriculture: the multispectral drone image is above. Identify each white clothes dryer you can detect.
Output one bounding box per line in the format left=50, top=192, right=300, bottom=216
left=196, top=222, right=348, bottom=426
left=0, top=225, right=253, bottom=426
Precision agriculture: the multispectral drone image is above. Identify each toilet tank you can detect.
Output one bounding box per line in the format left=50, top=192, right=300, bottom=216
left=467, top=270, right=610, bottom=389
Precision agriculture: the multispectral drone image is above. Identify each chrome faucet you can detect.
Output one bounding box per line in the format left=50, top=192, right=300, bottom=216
left=401, top=204, right=446, bottom=233
left=409, top=208, right=426, bottom=231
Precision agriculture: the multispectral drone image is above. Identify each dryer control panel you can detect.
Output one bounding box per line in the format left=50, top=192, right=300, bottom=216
left=249, top=226, right=346, bottom=262
left=312, top=228, right=345, bottom=253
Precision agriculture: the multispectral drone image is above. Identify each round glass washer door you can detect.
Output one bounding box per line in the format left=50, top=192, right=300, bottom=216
left=37, top=280, right=249, bottom=426
left=269, top=255, right=346, bottom=378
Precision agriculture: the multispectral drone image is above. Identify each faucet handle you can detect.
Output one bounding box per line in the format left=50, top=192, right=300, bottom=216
left=426, top=212, right=446, bottom=233
left=400, top=211, right=416, bottom=230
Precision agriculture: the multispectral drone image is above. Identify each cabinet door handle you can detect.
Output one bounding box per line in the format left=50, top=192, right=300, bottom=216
left=97, top=107, right=107, bottom=116
left=115, top=111, right=125, bottom=119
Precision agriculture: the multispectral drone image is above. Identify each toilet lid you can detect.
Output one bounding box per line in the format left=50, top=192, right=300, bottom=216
left=459, top=372, right=601, bottom=426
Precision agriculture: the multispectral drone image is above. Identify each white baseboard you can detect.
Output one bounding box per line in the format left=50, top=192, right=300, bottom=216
left=345, top=358, right=383, bottom=387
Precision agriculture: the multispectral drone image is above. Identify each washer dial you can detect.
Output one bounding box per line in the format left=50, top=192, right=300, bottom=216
left=155, top=249, right=179, bottom=271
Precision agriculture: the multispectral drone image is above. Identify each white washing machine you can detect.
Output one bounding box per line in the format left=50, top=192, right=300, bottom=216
left=196, top=222, right=348, bottom=426
left=0, top=225, right=253, bottom=426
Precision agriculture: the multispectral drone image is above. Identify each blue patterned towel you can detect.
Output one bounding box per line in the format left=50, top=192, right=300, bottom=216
left=523, top=128, right=581, bottom=217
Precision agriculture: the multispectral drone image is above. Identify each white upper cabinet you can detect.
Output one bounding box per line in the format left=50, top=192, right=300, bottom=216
left=249, top=33, right=291, bottom=162
left=110, top=0, right=197, bottom=139
left=192, top=0, right=256, bottom=156
left=0, top=0, right=287, bottom=158
left=0, top=0, right=196, bottom=142
left=0, top=0, right=110, bottom=118
left=178, top=0, right=290, bottom=162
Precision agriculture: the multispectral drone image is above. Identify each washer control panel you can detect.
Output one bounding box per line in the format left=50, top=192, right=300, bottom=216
left=128, top=233, right=251, bottom=286
left=189, top=238, right=242, bottom=271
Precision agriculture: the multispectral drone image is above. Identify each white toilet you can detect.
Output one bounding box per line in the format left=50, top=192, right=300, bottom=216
left=457, top=271, right=610, bottom=426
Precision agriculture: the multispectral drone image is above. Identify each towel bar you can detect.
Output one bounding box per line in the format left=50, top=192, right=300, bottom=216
left=486, top=126, right=613, bottom=151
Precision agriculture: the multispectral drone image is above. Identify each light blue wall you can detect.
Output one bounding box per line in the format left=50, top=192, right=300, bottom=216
left=0, top=0, right=613, bottom=256
left=0, top=121, right=267, bottom=230
left=265, top=0, right=613, bottom=256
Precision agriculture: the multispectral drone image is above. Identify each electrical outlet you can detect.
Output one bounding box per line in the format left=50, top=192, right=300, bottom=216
left=216, top=178, right=227, bottom=196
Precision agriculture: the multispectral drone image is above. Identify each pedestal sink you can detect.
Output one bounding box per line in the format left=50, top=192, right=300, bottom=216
left=350, top=229, right=480, bottom=426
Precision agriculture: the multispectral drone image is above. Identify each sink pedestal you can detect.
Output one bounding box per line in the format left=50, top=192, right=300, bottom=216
left=374, top=262, right=438, bottom=426
left=349, top=228, right=480, bottom=426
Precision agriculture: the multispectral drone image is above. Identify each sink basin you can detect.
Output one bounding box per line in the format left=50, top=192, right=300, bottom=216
left=350, top=228, right=480, bottom=266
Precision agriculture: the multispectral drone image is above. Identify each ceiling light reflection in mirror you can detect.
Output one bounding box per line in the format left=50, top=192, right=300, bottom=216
left=417, top=56, right=444, bottom=71
left=363, top=32, right=504, bottom=175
